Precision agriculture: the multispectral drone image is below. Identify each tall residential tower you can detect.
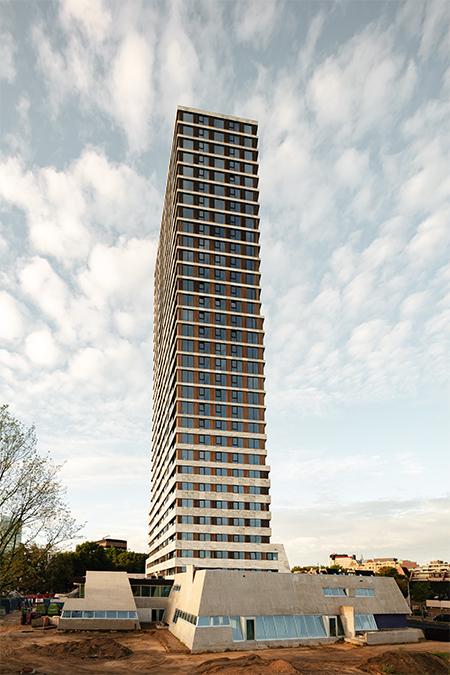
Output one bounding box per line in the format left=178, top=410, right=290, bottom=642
left=147, top=107, right=289, bottom=577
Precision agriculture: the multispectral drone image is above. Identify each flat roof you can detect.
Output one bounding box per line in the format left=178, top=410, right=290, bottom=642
left=177, top=105, right=257, bottom=126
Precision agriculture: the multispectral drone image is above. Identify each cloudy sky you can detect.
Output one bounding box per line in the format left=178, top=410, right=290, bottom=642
left=1, top=0, right=449, bottom=565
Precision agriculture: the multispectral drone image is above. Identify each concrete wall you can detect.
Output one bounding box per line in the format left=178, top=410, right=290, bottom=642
left=166, top=569, right=412, bottom=651
left=196, top=570, right=410, bottom=617
left=60, top=571, right=140, bottom=631
left=58, top=618, right=138, bottom=631
left=364, top=628, right=424, bottom=645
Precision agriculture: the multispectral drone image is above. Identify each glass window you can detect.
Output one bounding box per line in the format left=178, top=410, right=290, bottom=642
left=323, top=587, right=347, bottom=596
left=355, top=588, right=375, bottom=597
left=230, top=616, right=244, bottom=641
left=355, top=614, right=378, bottom=631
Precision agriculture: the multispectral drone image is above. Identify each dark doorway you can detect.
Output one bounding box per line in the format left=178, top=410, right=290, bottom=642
left=329, top=617, right=338, bottom=636
left=245, top=618, right=255, bottom=640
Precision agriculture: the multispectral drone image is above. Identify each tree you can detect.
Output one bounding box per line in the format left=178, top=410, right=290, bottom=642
left=0, top=405, right=82, bottom=593
left=108, top=549, right=147, bottom=573
left=410, top=581, right=433, bottom=603
left=376, top=566, right=408, bottom=597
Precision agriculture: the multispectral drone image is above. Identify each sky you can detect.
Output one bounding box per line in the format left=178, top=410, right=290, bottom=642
left=0, top=0, right=449, bottom=566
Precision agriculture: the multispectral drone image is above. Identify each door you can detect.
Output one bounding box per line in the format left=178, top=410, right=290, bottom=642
left=329, top=617, right=337, bottom=637
left=245, top=618, right=255, bottom=640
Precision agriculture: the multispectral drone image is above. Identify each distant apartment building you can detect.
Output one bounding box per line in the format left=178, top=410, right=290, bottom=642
left=329, top=553, right=358, bottom=569
left=410, top=560, right=449, bottom=582
left=146, top=107, right=289, bottom=576
left=96, top=538, right=127, bottom=551
left=328, top=554, right=418, bottom=576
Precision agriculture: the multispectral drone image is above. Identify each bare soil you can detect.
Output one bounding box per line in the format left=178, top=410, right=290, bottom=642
left=360, top=649, right=449, bottom=674
left=1, top=612, right=449, bottom=675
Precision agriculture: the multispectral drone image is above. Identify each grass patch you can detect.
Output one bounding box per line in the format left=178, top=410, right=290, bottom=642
left=432, top=652, right=450, bottom=662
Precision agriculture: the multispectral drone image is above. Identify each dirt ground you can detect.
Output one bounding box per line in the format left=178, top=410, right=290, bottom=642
left=1, top=611, right=449, bottom=675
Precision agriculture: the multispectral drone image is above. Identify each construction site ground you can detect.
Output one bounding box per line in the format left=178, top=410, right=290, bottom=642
left=1, top=611, right=449, bottom=674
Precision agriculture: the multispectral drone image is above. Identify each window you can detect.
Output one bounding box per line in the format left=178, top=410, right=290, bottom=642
left=354, top=587, right=375, bottom=597
left=179, top=465, right=194, bottom=474
left=355, top=614, right=378, bottom=632
left=323, top=587, right=347, bottom=597
left=253, top=615, right=326, bottom=641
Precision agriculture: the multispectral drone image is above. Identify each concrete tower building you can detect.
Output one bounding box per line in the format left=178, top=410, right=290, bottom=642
left=147, top=107, right=289, bottom=577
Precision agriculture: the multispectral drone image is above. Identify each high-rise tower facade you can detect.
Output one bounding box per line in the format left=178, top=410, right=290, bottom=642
left=147, top=107, right=289, bottom=577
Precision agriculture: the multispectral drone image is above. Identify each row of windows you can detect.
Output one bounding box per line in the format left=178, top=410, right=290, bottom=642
left=179, top=549, right=277, bottom=560
left=179, top=403, right=263, bottom=420
left=179, top=151, right=256, bottom=175
left=178, top=515, right=268, bottom=527
left=179, top=164, right=256, bottom=188
left=196, top=614, right=326, bottom=641
left=173, top=608, right=197, bottom=625
left=178, top=235, right=257, bottom=257
left=180, top=179, right=257, bottom=201
left=322, top=587, right=375, bottom=597
left=180, top=340, right=261, bottom=359
left=179, top=265, right=257, bottom=285
left=130, top=585, right=171, bottom=597
left=180, top=281, right=258, bottom=301
left=179, top=124, right=255, bottom=147
left=178, top=356, right=261, bottom=375
left=178, top=466, right=267, bottom=479
left=179, top=205, right=257, bottom=230
left=178, top=111, right=255, bottom=135
left=178, top=533, right=267, bottom=543
left=179, top=450, right=264, bottom=464
left=178, top=418, right=263, bottom=433
left=178, top=482, right=266, bottom=495
left=178, top=499, right=268, bottom=511
left=180, top=191, right=258, bottom=216
left=179, top=386, right=262, bottom=404
left=179, top=217, right=258, bottom=242
left=179, top=295, right=258, bottom=315
left=180, top=325, right=260, bottom=343
left=179, top=138, right=256, bottom=163
left=179, top=372, right=262, bottom=389
left=62, top=610, right=138, bottom=619
left=179, top=248, right=258, bottom=270
left=180, top=366, right=261, bottom=386
left=178, top=433, right=262, bottom=448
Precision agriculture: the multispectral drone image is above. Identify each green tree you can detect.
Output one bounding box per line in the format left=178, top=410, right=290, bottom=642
left=72, top=542, right=115, bottom=576
left=410, top=581, right=433, bottom=603
left=376, top=566, right=409, bottom=597
left=106, top=548, right=147, bottom=573
left=0, top=405, right=82, bottom=593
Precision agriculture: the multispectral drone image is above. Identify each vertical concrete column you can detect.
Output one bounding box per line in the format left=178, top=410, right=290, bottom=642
left=339, top=605, right=355, bottom=637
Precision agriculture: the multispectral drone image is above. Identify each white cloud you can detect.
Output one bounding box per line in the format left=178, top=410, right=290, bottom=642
left=407, top=209, right=450, bottom=265
left=60, top=0, right=112, bottom=43
left=334, top=148, right=369, bottom=187
left=274, top=496, right=450, bottom=566
left=419, top=0, right=450, bottom=60
left=78, top=237, right=156, bottom=307
left=0, top=29, right=16, bottom=82
left=25, top=328, right=62, bottom=367
left=109, top=30, right=154, bottom=153
left=32, top=5, right=156, bottom=153
left=0, top=150, right=160, bottom=263
left=233, top=1, right=284, bottom=47
left=19, top=257, right=69, bottom=322
left=307, top=26, right=416, bottom=138
left=0, top=291, right=26, bottom=342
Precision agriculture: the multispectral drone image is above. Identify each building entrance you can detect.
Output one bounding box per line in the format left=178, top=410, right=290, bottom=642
left=245, top=618, right=255, bottom=640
